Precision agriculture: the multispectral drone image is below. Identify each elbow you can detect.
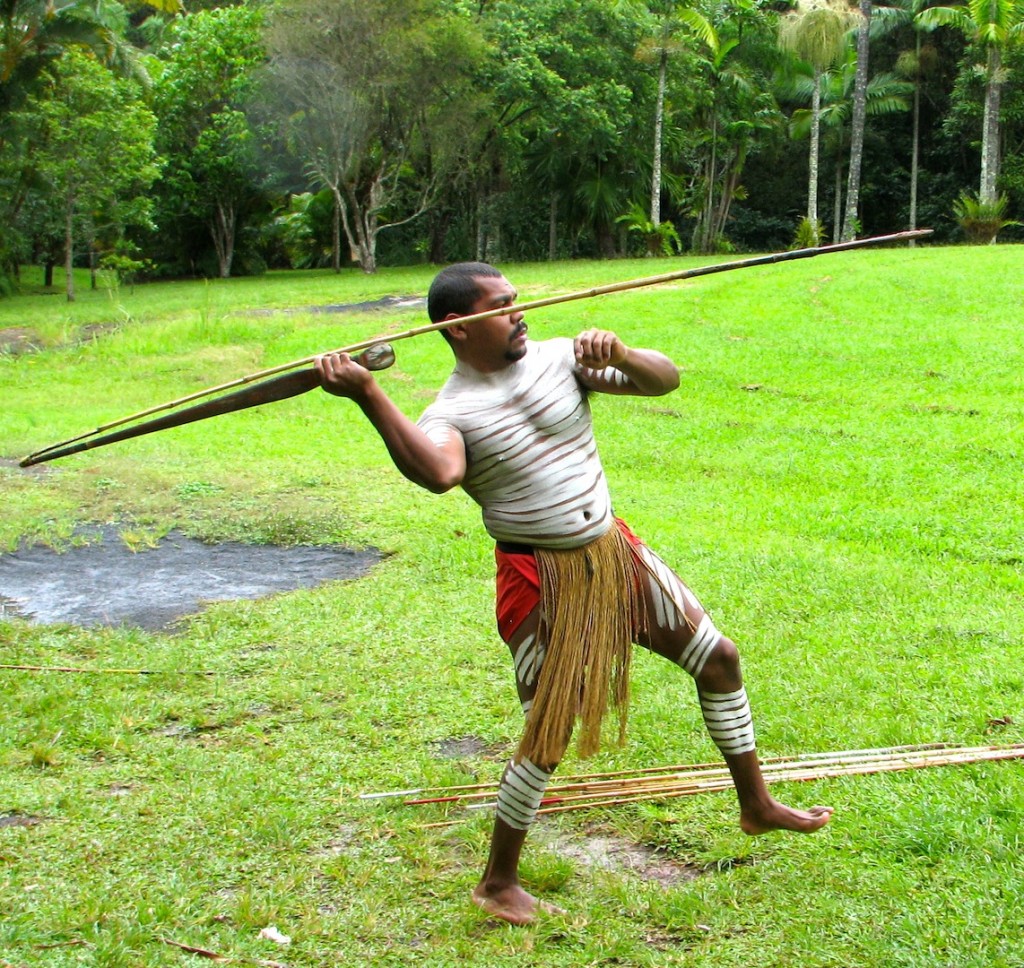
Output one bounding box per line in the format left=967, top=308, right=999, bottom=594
left=424, top=477, right=459, bottom=495
left=642, top=367, right=680, bottom=396
left=417, top=466, right=464, bottom=494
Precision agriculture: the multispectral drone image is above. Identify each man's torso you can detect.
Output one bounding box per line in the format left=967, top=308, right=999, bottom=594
left=418, top=338, right=614, bottom=548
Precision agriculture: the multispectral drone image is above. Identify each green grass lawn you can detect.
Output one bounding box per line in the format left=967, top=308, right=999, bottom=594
left=1, top=244, right=1022, bottom=966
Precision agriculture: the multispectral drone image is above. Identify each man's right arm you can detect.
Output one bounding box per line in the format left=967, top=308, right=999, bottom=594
left=316, top=352, right=466, bottom=494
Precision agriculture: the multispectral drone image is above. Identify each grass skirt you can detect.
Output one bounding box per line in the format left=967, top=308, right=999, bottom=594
left=517, top=523, right=646, bottom=765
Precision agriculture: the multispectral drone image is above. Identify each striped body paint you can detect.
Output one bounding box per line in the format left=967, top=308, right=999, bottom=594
left=699, top=688, right=756, bottom=756
left=418, top=339, right=630, bottom=549
left=495, top=758, right=553, bottom=830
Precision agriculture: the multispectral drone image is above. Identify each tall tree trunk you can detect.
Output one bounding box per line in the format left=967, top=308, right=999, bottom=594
left=330, top=185, right=359, bottom=267
left=980, top=45, right=1002, bottom=205
left=834, top=160, right=843, bottom=243
left=650, top=49, right=667, bottom=228
left=909, top=34, right=921, bottom=247
left=332, top=197, right=341, bottom=272
left=699, top=116, right=719, bottom=253
left=429, top=208, right=452, bottom=264
left=548, top=193, right=558, bottom=261
left=64, top=192, right=75, bottom=302
left=841, top=1, right=872, bottom=242
left=808, top=67, right=823, bottom=231
left=211, top=200, right=236, bottom=279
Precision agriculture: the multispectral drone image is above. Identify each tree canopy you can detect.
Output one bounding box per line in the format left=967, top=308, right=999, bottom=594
left=1, top=0, right=1021, bottom=288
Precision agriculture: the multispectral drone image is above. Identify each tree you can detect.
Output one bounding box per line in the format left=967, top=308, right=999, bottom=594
left=150, top=5, right=270, bottom=278
left=0, top=0, right=154, bottom=114
left=623, top=1, right=716, bottom=230
left=687, top=0, right=785, bottom=253
left=875, top=0, right=948, bottom=242
left=779, top=0, right=858, bottom=236
left=0, top=0, right=164, bottom=283
left=264, top=0, right=487, bottom=274
left=840, top=0, right=871, bottom=240
left=472, top=0, right=649, bottom=261
left=783, top=47, right=911, bottom=239
left=14, top=47, right=159, bottom=300
left=917, top=0, right=1024, bottom=205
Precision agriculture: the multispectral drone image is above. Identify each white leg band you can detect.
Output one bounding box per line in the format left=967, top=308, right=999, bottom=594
left=677, top=613, right=720, bottom=678
left=700, top=687, right=756, bottom=756
left=495, top=758, right=552, bottom=830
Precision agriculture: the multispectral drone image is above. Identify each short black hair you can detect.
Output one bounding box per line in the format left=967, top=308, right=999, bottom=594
left=427, top=262, right=502, bottom=323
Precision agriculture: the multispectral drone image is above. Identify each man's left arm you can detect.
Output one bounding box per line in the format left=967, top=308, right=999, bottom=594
left=573, top=329, right=680, bottom=397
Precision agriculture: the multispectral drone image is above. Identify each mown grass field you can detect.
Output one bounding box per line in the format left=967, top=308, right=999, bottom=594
left=1, top=244, right=1022, bottom=967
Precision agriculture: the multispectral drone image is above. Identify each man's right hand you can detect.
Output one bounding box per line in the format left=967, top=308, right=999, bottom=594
left=316, top=352, right=374, bottom=399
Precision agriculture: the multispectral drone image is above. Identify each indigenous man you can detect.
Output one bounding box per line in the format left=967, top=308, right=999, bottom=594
left=315, top=261, right=832, bottom=926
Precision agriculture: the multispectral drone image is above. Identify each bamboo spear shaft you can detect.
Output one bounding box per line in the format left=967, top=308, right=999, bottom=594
left=376, top=744, right=1023, bottom=813
left=532, top=745, right=1024, bottom=815
left=413, top=744, right=1022, bottom=807
left=0, top=663, right=215, bottom=675
left=19, top=229, right=931, bottom=468
left=407, top=744, right=1024, bottom=828
left=359, top=742, right=952, bottom=801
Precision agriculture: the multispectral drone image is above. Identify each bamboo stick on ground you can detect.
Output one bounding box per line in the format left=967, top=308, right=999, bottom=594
left=0, top=663, right=216, bottom=675
left=533, top=746, right=1024, bottom=815
left=369, top=744, right=1024, bottom=821
left=360, top=742, right=953, bottom=801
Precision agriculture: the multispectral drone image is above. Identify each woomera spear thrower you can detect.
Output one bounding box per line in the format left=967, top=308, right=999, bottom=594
left=18, top=229, right=931, bottom=468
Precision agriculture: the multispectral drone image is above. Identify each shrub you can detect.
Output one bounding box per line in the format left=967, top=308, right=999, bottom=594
left=952, top=192, right=1021, bottom=244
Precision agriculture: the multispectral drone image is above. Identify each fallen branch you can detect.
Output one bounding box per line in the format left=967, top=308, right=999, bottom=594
left=157, top=936, right=284, bottom=968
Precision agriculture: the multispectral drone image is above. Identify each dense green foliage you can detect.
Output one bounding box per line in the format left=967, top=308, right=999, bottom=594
left=1, top=248, right=1022, bottom=964
left=1, top=0, right=1023, bottom=285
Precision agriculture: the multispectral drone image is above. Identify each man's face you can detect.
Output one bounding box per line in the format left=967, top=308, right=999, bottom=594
left=462, top=275, right=528, bottom=370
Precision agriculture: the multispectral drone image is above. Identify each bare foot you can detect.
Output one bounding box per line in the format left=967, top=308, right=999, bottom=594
left=471, top=883, right=566, bottom=926
left=740, top=798, right=834, bottom=836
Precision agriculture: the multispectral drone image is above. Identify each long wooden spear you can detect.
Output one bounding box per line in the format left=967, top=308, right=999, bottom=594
left=19, top=229, right=931, bottom=468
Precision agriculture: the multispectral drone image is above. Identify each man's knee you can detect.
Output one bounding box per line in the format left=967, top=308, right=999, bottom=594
left=697, top=635, right=741, bottom=685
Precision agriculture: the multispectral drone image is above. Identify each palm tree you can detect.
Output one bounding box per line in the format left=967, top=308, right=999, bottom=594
left=623, top=0, right=716, bottom=229
left=784, top=49, right=912, bottom=239
left=778, top=0, right=858, bottom=236
left=691, top=20, right=782, bottom=253
left=0, top=0, right=164, bottom=114
left=873, top=0, right=946, bottom=244
left=840, top=0, right=871, bottom=241
left=916, top=0, right=1024, bottom=204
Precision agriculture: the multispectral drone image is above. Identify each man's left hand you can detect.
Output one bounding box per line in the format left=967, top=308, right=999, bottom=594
left=574, top=329, right=627, bottom=369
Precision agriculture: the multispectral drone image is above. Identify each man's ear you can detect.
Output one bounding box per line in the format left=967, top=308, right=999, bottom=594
left=443, top=315, right=469, bottom=342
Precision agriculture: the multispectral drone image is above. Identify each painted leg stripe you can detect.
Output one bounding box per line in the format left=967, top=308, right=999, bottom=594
left=678, top=613, right=719, bottom=677
left=496, top=758, right=552, bottom=830
left=700, top=688, right=756, bottom=756
left=514, top=632, right=540, bottom=686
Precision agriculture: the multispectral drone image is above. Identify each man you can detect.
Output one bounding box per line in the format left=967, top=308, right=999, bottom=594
left=316, top=262, right=832, bottom=926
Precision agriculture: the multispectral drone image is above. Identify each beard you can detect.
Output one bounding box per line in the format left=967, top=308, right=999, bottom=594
left=505, top=326, right=528, bottom=362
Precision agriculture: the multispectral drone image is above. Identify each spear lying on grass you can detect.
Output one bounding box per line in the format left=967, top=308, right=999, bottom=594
left=359, top=743, right=1024, bottom=819
left=19, top=229, right=931, bottom=468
